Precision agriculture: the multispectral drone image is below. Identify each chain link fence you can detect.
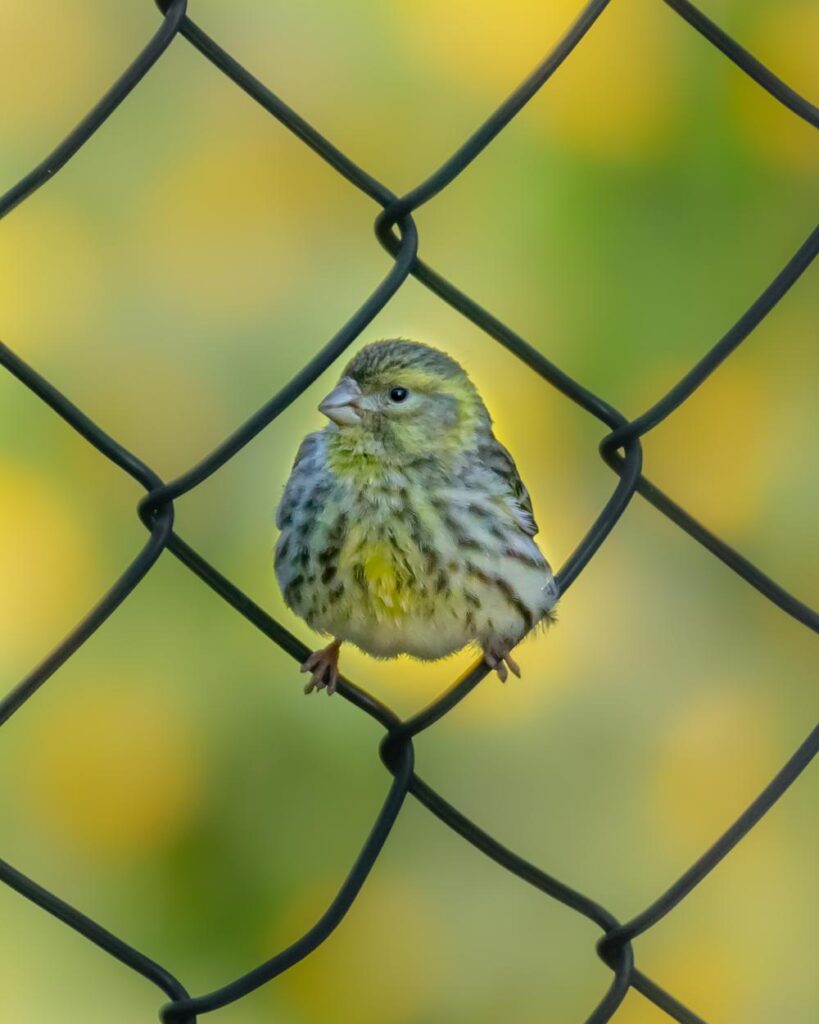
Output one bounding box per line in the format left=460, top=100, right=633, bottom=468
left=1, top=1, right=817, bottom=1021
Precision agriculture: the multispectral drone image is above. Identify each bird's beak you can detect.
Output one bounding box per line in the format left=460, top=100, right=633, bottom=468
left=318, top=376, right=363, bottom=426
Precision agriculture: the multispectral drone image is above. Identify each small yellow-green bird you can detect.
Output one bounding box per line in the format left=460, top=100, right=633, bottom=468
left=275, top=339, right=558, bottom=694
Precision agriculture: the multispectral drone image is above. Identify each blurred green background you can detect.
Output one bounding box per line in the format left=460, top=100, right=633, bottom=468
left=1, top=1, right=817, bottom=1021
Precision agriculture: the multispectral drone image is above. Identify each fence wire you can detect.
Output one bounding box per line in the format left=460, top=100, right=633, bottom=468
left=1, top=1, right=817, bottom=1021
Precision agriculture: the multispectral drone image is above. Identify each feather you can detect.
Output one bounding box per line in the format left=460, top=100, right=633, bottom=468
left=478, top=435, right=539, bottom=537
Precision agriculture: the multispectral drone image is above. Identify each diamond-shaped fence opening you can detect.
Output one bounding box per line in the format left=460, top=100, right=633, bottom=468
left=1, top=1, right=817, bottom=1022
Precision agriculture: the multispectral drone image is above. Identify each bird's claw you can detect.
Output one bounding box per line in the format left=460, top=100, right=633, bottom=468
left=483, top=647, right=521, bottom=683
left=300, top=642, right=340, bottom=696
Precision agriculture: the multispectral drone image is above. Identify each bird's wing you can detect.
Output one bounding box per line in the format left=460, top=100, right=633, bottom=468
left=480, top=435, right=539, bottom=537
left=275, top=431, right=324, bottom=529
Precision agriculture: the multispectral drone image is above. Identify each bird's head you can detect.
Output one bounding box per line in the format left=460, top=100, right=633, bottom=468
left=319, top=339, right=490, bottom=463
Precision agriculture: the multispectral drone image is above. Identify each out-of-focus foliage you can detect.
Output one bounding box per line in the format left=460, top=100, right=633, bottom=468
left=0, top=2, right=816, bottom=1022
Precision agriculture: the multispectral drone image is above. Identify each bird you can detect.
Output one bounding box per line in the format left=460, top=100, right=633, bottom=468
left=274, top=339, right=558, bottom=695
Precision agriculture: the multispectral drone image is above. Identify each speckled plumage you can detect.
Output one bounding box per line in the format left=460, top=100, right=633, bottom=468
left=275, top=340, right=558, bottom=691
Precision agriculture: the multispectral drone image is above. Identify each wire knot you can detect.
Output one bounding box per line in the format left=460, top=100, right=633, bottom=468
left=379, top=724, right=412, bottom=774
left=159, top=1000, right=197, bottom=1024
left=138, top=488, right=175, bottom=530
left=596, top=926, right=628, bottom=969
left=373, top=199, right=415, bottom=257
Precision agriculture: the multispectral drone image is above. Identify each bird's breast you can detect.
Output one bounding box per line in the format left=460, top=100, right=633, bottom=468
left=276, top=464, right=556, bottom=660
left=336, top=501, right=426, bottom=620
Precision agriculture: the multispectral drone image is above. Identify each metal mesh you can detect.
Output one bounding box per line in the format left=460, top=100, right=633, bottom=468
left=1, top=1, right=817, bottom=1021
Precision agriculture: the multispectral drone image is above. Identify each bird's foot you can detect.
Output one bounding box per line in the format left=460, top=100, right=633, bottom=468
left=301, top=640, right=341, bottom=695
left=483, top=644, right=521, bottom=684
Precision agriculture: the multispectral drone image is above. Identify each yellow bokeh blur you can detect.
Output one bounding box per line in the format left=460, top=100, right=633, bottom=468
left=0, top=457, right=103, bottom=661
left=649, top=687, right=780, bottom=850
left=20, top=680, right=205, bottom=857
left=271, top=877, right=446, bottom=1024
left=640, top=355, right=773, bottom=536
left=0, top=5, right=100, bottom=133
left=396, top=0, right=681, bottom=159
left=131, top=130, right=333, bottom=324
left=732, top=2, right=819, bottom=174
left=620, top=940, right=746, bottom=1023
left=0, top=202, right=101, bottom=352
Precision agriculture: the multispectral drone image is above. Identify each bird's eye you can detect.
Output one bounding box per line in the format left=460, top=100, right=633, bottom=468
left=389, top=387, right=409, bottom=403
